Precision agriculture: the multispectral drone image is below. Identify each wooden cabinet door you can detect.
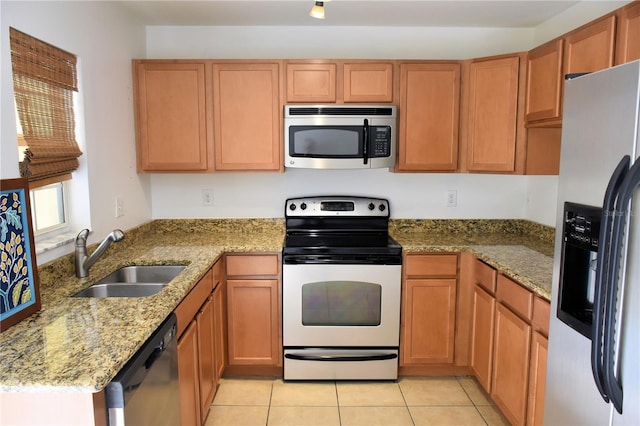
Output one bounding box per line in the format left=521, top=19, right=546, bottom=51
left=177, top=321, right=201, bottom=426
left=465, top=56, right=520, bottom=172
left=401, top=278, right=457, bottom=365
left=564, top=15, right=616, bottom=75
left=227, top=279, right=280, bottom=366
left=213, top=63, right=282, bottom=171
left=213, top=281, right=226, bottom=381
left=343, top=62, right=393, bottom=103
left=134, top=62, right=209, bottom=172
left=616, top=1, right=640, bottom=64
left=525, top=39, right=563, bottom=123
left=397, top=63, right=460, bottom=171
left=286, top=63, right=336, bottom=102
left=527, top=331, right=548, bottom=426
left=470, top=284, right=496, bottom=393
left=492, top=303, right=532, bottom=426
left=197, top=296, right=216, bottom=420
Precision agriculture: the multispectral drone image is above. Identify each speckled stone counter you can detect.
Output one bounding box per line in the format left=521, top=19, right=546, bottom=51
left=0, top=219, right=284, bottom=393
left=391, top=219, right=554, bottom=299
left=0, top=218, right=553, bottom=394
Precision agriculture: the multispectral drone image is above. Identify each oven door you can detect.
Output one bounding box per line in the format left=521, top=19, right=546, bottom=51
left=282, top=263, right=401, bottom=347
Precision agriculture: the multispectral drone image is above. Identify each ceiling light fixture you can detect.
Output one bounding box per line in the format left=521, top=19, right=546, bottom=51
left=309, top=1, right=326, bottom=19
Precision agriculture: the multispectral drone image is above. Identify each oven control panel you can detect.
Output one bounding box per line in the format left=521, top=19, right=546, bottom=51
left=285, top=196, right=390, bottom=217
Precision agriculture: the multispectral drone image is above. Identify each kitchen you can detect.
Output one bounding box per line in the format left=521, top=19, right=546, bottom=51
left=1, top=1, right=639, bottom=425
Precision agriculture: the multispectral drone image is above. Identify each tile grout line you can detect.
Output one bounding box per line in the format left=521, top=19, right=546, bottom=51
left=455, top=376, right=490, bottom=426
left=396, top=378, right=418, bottom=426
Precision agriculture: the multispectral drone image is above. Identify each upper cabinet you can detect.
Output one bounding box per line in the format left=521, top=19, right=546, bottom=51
left=525, top=39, right=563, bottom=124
left=285, top=62, right=337, bottom=103
left=133, top=61, right=211, bottom=172
left=284, top=60, right=394, bottom=104
left=462, top=54, right=525, bottom=173
left=397, top=62, right=460, bottom=172
left=133, top=60, right=282, bottom=173
left=212, top=62, right=282, bottom=171
left=616, top=1, right=640, bottom=64
left=563, top=15, right=616, bottom=76
left=342, top=62, right=394, bottom=103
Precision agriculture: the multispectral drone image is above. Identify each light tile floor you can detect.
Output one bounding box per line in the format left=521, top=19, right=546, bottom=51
left=205, top=376, right=510, bottom=426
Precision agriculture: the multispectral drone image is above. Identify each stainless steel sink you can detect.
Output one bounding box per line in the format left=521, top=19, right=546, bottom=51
left=95, top=265, right=186, bottom=285
left=73, top=265, right=186, bottom=298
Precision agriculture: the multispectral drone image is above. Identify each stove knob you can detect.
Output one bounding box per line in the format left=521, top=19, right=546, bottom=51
left=289, top=203, right=296, bottom=211
left=300, top=203, right=307, bottom=210
left=378, top=204, right=386, bottom=212
left=368, top=203, right=375, bottom=210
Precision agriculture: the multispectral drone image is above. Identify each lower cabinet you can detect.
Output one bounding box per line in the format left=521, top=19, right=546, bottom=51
left=470, top=283, right=496, bottom=391
left=225, top=254, right=281, bottom=370
left=177, top=321, right=201, bottom=426
left=492, top=300, right=532, bottom=425
left=527, top=296, right=550, bottom=426
left=196, top=296, right=216, bottom=420
left=175, top=261, right=224, bottom=426
left=401, top=253, right=458, bottom=366
left=469, top=257, right=550, bottom=426
left=527, top=331, right=548, bottom=426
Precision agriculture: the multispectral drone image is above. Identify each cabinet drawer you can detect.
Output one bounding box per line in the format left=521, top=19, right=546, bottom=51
left=175, top=269, right=214, bottom=336
left=532, top=296, right=551, bottom=336
left=474, top=258, right=497, bottom=294
left=405, top=254, right=458, bottom=277
left=497, top=274, right=533, bottom=321
left=226, top=254, right=279, bottom=277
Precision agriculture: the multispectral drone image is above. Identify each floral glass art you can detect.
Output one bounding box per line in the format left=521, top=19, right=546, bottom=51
left=1, top=178, right=40, bottom=332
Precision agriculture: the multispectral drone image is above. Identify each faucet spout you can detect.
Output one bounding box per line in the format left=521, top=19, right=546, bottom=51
left=75, top=229, right=125, bottom=278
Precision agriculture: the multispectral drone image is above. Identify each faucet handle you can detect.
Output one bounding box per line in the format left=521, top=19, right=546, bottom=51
left=76, top=229, right=90, bottom=245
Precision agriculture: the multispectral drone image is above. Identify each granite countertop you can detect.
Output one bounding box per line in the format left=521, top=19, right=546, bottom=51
left=0, top=219, right=554, bottom=393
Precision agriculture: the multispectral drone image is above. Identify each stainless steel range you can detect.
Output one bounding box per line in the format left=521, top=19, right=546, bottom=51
left=282, top=196, right=402, bottom=380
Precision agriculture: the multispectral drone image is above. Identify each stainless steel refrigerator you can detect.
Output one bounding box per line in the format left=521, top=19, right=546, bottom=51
left=545, top=60, right=640, bottom=425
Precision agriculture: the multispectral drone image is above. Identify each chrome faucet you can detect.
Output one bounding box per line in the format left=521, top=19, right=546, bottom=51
left=75, top=229, right=125, bottom=278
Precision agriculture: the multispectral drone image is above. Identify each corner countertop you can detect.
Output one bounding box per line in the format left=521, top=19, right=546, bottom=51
left=0, top=219, right=554, bottom=393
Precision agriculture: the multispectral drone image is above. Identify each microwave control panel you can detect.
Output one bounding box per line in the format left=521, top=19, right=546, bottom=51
left=371, top=126, right=391, bottom=157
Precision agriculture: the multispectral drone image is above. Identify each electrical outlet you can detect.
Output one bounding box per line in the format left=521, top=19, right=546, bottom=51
left=202, top=189, right=214, bottom=206
left=115, top=196, right=124, bottom=218
left=446, top=190, right=457, bottom=207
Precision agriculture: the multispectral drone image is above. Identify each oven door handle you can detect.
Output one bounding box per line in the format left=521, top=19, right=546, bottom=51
left=285, top=352, right=398, bottom=362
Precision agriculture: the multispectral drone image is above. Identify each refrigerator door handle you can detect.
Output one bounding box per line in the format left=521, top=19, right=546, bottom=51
left=593, top=155, right=630, bottom=403
left=603, top=157, right=640, bottom=414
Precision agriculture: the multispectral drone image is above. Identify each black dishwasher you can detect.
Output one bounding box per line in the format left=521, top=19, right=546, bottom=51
left=106, top=313, right=180, bottom=426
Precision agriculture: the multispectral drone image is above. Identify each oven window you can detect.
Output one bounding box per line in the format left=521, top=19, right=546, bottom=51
left=290, top=127, right=362, bottom=157
left=301, top=281, right=381, bottom=326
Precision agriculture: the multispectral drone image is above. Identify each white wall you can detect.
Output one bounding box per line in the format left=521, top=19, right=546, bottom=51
left=146, top=25, right=535, bottom=60
left=151, top=170, right=530, bottom=219
left=1, top=1, right=150, bottom=264
left=534, top=0, right=631, bottom=45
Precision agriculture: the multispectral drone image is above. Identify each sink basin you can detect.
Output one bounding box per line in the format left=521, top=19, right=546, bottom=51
left=74, top=283, right=168, bottom=298
left=95, top=265, right=186, bottom=285
left=73, top=265, right=186, bottom=298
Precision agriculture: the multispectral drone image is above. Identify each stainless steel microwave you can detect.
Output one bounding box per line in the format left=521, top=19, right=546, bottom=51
left=284, top=105, right=397, bottom=169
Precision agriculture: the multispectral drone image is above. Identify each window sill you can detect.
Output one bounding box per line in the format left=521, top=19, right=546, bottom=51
left=34, top=231, right=78, bottom=255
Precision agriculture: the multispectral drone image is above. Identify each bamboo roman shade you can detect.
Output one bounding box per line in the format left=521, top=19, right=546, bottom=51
left=10, top=27, right=82, bottom=183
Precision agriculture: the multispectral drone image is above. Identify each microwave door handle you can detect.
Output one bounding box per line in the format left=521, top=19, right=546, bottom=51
left=592, top=155, right=629, bottom=403
left=363, top=119, right=369, bottom=165
left=603, top=156, right=640, bottom=414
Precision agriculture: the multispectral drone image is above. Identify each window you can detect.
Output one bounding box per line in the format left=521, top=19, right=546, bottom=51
left=10, top=28, right=82, bottom=237
left=30, top=183, right=67, bottom=235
